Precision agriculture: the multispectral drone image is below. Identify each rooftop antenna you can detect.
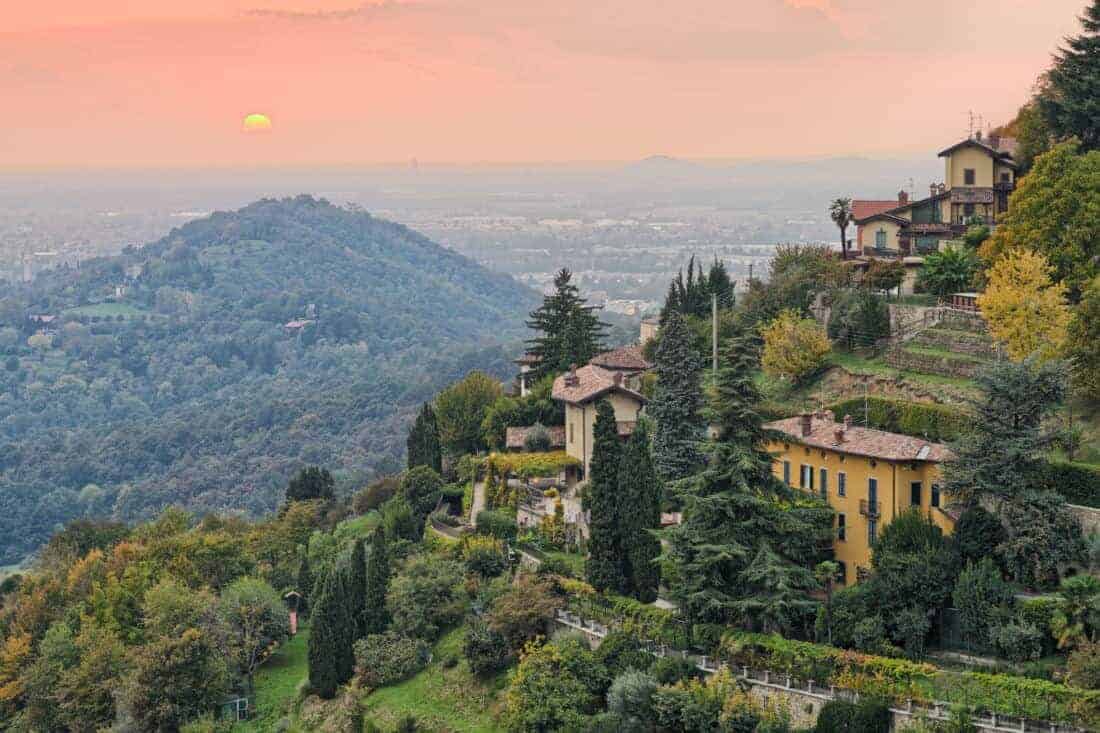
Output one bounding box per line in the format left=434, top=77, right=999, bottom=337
left=968, top=110, right=975, bottom=139
left=976, top=113, right=984, bottom=140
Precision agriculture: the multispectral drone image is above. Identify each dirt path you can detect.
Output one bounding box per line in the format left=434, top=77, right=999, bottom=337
left=469, top=480, right=487, bottom=526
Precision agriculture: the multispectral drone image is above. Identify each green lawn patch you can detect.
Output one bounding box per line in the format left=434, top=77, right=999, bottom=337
left=62, top=302, right=151, bottom=318
left=901, top=344, right=989, bottom=364
left=237, top=625, right=310, bottom=732
left=831, top=350, right=979, bottom=390
left=359, top=627, right=509, bottom=732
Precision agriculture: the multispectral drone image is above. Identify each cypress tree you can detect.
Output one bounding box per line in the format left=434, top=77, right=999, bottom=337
left=707, top=257, right=735, bottom=308
left=585, top=399, right=627, bottom=593
left=346, top=539, right=368, bottom=639
left=618, top=421, right=662, bottom=603
left=406, top=403, right=442, bottom=473
left=649, top=311, right=705, bottom=485
left=525, top=268, right=607, bottom=379
left=286, top=466, right=335, bottom=503
left=1041, top=0, right=1100, bottom=151
left=661, top=332, right=832, bottom=625
left=296, top=552, right=313, bottom=616
left=363, top=527, right=390, bottom=635
left=308, top=568, right=353, bottom=698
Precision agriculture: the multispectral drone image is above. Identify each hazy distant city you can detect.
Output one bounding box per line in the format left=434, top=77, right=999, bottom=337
left=0, top=154, right=940, bottom=312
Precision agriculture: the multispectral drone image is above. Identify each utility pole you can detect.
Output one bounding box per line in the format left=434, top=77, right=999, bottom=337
left=712, top=293, right=718, bottom=377
left=863, top=381, right=869, bottom=426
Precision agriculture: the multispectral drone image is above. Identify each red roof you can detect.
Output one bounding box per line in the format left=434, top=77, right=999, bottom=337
left=552, top=364, right=646, bottom=406
left=766, top=415, right=951, bottom=463
left=851, top=200, right=901, bottom=221
left=590, top=344, right=652, bottom=372
left=505, top=425, right=566, bottom=450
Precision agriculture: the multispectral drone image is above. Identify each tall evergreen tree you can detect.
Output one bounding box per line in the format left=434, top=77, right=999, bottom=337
left=308, top=568, right=354, bottom=698
left=525, top=268, right=607, bottom=379
left=661, top=333, right=832, bottom=625
left=707, top=257, right=735, bottom=309
left=585, top=399, right=627, bottom=593
left=285, top=466, right=335, bottom=503
left=942, top=358, right=1068, bottom=509
left=296, top=552, right=314, bottom=616
left=732, top=543, right=818, bottom=635
left=618, top=421, right=662, bottom=602
left=406, top=402, right=442, bottom=473
left=1041, top=0, right=1100, bottom=151
left=363, top=527, right=390, bottom=635
left=649, top=311, right=705, bottom=485
left=346, top=539, right=368, bottom=639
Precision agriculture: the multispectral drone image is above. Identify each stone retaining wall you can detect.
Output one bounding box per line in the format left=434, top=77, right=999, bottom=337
left=937, top=310, right=988, bottom=333
left=885, top=346, right=986, bottom=378
left=910, top=328, right=997, bottom=359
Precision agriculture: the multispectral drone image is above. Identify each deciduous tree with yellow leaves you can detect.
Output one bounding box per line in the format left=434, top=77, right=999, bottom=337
left=761, top=309, right=832, bottom=383
left=978, top=250, right=1071, bottom=362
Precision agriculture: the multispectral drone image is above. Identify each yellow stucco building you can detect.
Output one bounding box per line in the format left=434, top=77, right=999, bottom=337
left=765, top=412, right=953, bottom=586
left=552, top=345, right=651, bottom=477
left=852, top=132, right=1018, bottom=261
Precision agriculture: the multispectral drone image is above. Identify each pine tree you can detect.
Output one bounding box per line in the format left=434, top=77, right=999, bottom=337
left=308, top=568, right=354, bottom=698
left=942, top=358, right=1068, bottom=509
left=732, top=544, right=818, bottom=635
left=296, top=552, right=314, bottom=616
left=406, top=403, right=442, bottom=473
left=661, top=333, right=832, bottom=625
left=707, top=257, right=735, bottom=309
left=648, top=311, right=705, bottom=484
left=363, top=527, right=390, bottom=635
left=346, top=539, right=368, bottom=639
left=618, top=421, right=662, bottom=602
left=585, top=399, right=627, bottom=593
left=525, top=268, right=607, bottom=379
left=1042, top=0, right=1100, bottom=151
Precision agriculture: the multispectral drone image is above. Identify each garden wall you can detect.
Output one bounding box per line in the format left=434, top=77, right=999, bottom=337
left=937, top=309, right=988, bottom=333
left=884, top=346, right=986, bottom=378
left=910, top=328, right=998, bottom=359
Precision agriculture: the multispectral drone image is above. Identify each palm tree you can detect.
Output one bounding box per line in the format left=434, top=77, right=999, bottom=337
left=830, top=198, right=854, bottom=259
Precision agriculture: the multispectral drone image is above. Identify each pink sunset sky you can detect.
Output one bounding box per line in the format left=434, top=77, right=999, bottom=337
left=0, top=0, right=1086, bottom=168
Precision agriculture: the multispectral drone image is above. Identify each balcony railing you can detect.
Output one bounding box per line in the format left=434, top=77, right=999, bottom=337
left=859, top=500, right=881, bottom=518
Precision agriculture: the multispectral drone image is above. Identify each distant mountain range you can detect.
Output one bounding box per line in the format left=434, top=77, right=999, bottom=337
left=0, top=196, right=537, bottom=563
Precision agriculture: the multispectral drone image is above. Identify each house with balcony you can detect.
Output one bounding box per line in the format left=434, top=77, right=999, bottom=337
left=765, top=411, right=954, bottom=586
left=851, top=132, right=1017, bottom=261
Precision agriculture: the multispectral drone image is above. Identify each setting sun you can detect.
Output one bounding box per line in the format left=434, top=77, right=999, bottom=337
left=242, top=113, right=273, bottom=134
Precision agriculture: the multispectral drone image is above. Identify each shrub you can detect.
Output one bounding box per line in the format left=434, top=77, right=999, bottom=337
left=953, top=559, right=1013, bottom=650
left=523, top=423, right=553, bottom=452
left=827, top=397, right=972, bottom=443
left=1067, top=642, right=1100, bottom=689
left=827, top=289, right=891, bottom=348
left=400, top=466, right=444, bottom=527
left=606, top=670, right=659, bottom=728
left=387, top=556, right=466, bottom=641
left=814, top=699, right=856, bottom=732
left=353, top=632, right=429, bottom=688
left=463, top=619, right=512, bottom=677
left=852, top=616, right=887, bottom=654
left=486, top=575, right=563, bottom=650
left=650, top=655, right=701, bottom=685
left=596, top=630, right=654, bottom=676
left=952, top=507, right=1005, bottom=569
left=1018, top=597, right=1060, bottom=655
left=853, top=698, right=892, bottom=733
left=352, top=477, right=398, bottom=514
left=991, top=621, right=1044, bottom=663
left=502, top=637, right=609, bottom=732
left=475, top=509, right=518, bottom=542
left=381, top=499, right=419, bottom=543
left=894, top=607, right=931, bottom=660
left=1031, top=461, right=1100, bottom=508
left=462, top=535, right=508, bottom=578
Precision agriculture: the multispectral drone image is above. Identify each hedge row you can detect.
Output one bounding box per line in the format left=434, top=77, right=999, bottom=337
left=561, top=578, right=690, bottom=648
left=1033, top=460, right=1100, bottom=509
left=828, top=397, right=973, bottom=442
left=721, top=632, right=1100, bottom=728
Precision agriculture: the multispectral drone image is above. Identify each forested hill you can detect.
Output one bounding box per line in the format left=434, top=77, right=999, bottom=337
left=0, top=196, right=537, bottom=564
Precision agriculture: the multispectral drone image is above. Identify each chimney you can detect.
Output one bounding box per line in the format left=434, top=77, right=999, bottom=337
left=844, top=414, right=853, bottom=430
left=898, top=190, right=909, bottom=206
left=565, top=364, right=579, bottom=387
left=834, top=428, right=846, bottom=444
left=800, top=413, right=813, bottom=437
left=613, top=372, right=623, bottom=387
left=824, top=409, right=835, bottom=424
left=930, top=183, right=938, bottom=198
left=989, top=133, right=1001, bottom=150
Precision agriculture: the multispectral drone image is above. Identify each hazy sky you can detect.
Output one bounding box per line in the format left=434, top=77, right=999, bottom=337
left=1, top=0, right=1086, bottom=167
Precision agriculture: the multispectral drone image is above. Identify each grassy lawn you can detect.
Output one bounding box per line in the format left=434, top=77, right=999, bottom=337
left=359, top=627, right=509, bottom=732
left=62, top=302, right=151, bottom=318
left=237, top=626, right=310, bottom=732
left=901, top=344, right=988, bottom=364
left=829, top=350, right=979, bottom=391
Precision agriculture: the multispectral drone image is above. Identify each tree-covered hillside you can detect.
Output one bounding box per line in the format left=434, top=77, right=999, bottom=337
left=0, top=196, right=536, bottom=563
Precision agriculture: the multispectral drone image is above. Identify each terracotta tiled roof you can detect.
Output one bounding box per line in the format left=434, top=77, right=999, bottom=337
left=852, top=200, right=901, bottom=221
left=505, top=425, right=566, bottom=450
left=552, top=364, right=647, bottom=406
left=765, top=415, right=951, bottom=463
left=590, top=344, right=652, bottom=372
